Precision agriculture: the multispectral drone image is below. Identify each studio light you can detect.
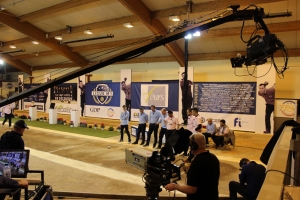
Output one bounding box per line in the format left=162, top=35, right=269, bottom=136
left=123, top=23, right=133, bottom=28
left=0, top=59, right=3, bottom=65
left=193, top=31, right=201, bottom=37
left=54, top=34, right=63, bottom=40
left=184, top=34, right=192, bottom=39
left=32, top=41, right=39, bottom=44
left=9, top=44, right=16, bottom=49
left=84, top=29, right=93, bottom=35
left=169, top=15, right=180, bottom=22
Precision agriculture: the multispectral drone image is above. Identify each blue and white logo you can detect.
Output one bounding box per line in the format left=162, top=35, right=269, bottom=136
left=234, top=118, right=242, bottom=127
left=92, top=84, right=113, bottom=105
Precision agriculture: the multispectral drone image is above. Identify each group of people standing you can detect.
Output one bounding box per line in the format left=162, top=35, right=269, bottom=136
left=118, top=105, right=180, bottom=148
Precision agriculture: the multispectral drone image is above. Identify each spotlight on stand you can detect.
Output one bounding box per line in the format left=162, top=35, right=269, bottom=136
left=184, top=30, right=201, bottom=39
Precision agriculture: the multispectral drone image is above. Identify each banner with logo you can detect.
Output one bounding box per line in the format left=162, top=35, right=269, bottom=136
left=194, top=82, right=256, bottom=115
left=275, top=99, right=297, bottom=119
left=18, top=75, right=23, bottom=110
left=23, top=84, right=45, bottom=111
left=120, top=69, right=131, bottom=120
left=50, top=83, right=78, bottom=114
left=85, top=82, right=121, bottom=119
left=201, top=113, right=256, bottom=132
left=179, top=67, right=194, bottom=123
left=131, top=82, right=179, bottom=121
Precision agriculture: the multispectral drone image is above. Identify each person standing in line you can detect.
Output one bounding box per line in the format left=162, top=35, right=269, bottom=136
left=157, top=108, right=168, bottom=149
left=192, top=107, right=202, bottom=133
left=164, top=110, right=180, bottom=140
left=132, top=108, right=148, bottom=145
left=121, top=77, right=131, bottom=121
left=187, top=108, right=195, bottom=133
left=119, top=105, right=131, bottom=143
left=258, top=81, right=275, bottom=134
left=1, top=102, right=15, bottom=128
left=144, top=105, right=161, bottom=148
left=165, top=133, right=220, bottom=200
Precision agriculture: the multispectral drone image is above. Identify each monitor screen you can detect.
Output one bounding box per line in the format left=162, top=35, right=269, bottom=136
left=49, top=103, right=55, bottom=109
left=0, top=150, right=30, bottom=178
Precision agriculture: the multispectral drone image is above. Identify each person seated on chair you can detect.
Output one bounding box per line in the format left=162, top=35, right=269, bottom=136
left=0, top=177, right=28, bottom=200
left=202, top=118, right=217, bottom=147
left=229, top=158, right=266, bottom=200
left=212, top=119, right=229, bottom=149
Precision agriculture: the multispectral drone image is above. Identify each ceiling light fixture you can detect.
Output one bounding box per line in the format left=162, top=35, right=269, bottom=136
left=54, top=34, right=63, bottom=40
left=193, top=31, right=201, bottom=37
left=59, top=34, right=114, bottom=45
left=169, top=15, right=180, bottom=22
left=0, top=7, right=5, bottom=11
left=123, top=23, right=133, bottom=28
left=185, top=30, right=201, bottom=40
left=9, top=44, right=16, bottom=49
left=84, top=29, right=93, bottom=35
left=32, top=41, right=39, bottom=44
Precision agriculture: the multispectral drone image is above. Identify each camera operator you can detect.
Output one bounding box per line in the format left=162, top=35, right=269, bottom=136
left=229, top=158, right=266, bottom=200
left=165, top=133, right=220, bottom=200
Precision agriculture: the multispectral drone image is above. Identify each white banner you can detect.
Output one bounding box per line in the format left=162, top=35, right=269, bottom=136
left=44, top=74, right=51, bottom=112
left=140, top=84, right=169, bottom=107
left=24, top=102, right=44, bottom=111
left=201, top=113, right=256, bottom=132
left=178, top=67, right=194, bottom=124
left=54, top=103, right=78, bottom=114
left=85, top=105, right=121, bottom=119
left=275, top=99, right=297, bottom=119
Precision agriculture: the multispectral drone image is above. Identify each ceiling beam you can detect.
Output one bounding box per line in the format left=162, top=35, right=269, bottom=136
left=33, top=63, right=77, bottom=70
left=33, top=48, right=299, bottom=67
left=0, top=11, right=89, bottom=70
left=12, top=50, right=57, bottom=60
left=118, top=0, right=185, bottom=67
left=152, top=0, right=286, bottom=19
left=1, top=54, right=32, bottom=75
left=19, top=0, right=102, bottom=22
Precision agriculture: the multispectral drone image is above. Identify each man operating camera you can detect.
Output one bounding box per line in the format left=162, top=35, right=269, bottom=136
left=165, top=133, right=220, bottom=200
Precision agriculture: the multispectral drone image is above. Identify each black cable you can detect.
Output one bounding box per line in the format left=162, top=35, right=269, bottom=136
left=266, top=169, right=300, bottom=184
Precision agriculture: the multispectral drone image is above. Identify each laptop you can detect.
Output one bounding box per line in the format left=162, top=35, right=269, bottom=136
left=0, top=149, right=30, bottom=178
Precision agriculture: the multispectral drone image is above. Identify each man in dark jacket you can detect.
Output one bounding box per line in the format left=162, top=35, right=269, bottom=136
left=229, top=158, right=266, bottom=200
left=0, top=120, right=28, bottom=150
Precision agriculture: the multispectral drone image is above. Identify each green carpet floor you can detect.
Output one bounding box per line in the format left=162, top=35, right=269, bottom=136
left=1, top=118, right=120, bottom=138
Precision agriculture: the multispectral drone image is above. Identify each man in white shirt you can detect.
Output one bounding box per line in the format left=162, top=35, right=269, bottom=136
left=164, top=110, right=179, bottom=141
left=1, top=102, right=15, bottom=127
left=192, top=107, right=202, bottom=133
left=187, top=108, right=195, bottom=133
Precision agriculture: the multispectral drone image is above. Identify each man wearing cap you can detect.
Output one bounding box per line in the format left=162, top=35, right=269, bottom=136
left=0, top=120, right=29, bottom=149
left=164, top=110, right=180, bottom=140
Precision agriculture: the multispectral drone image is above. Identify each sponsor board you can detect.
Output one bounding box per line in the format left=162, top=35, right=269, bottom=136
left=141, top=84, right=168, bottom=107
left=54, top=104, right=78, bottom=114
left=23, top=102, right=44, bottom=111
left=201, top=113, right=255, bottom=131
left=85, top=105, right=121, bottom=119
left=275, top=100, right=297, bottom=118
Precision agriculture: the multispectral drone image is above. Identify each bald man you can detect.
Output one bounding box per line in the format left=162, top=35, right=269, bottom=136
left=165, top=134, right=220, bottom=200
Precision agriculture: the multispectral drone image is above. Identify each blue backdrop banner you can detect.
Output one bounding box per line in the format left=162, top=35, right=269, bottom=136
left=85, top=82, right=120, bottom=106
left=131, top=82, right=179, bottom=111
left=23, top=84, right=46, bottom=103
left=193, top=82, right=256, bottom=115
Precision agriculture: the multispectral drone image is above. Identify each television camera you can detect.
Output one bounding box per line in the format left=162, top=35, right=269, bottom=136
left=125, top=143, right=183, bottom=200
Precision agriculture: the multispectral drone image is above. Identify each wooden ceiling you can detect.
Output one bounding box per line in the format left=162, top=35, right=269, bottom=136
left=0, top=0, right=298, bottom=75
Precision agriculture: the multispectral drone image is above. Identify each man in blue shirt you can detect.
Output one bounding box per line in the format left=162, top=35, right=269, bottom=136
left=202, top=118, right=217, bottom=147
left=229, top=158, right=266, bottom=200
left=144, top=105, right=161, bottom=148
left=132, top=108, right=148, bottom=145
left=157, top=108, right=168, bottom=149
left=119, top=105, right=131, bottom=143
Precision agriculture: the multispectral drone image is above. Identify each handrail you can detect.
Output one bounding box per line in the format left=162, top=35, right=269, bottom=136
left=257, top=126, right=293, bottom=200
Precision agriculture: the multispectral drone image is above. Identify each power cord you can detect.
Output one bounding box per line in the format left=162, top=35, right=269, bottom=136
left=266, top=169, right=300, bottom=184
